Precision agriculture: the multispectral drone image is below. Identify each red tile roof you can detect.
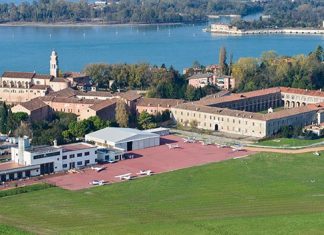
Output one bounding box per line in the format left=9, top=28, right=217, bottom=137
left=196, top=87, right=281, bottom=106
left=280, top=87, right=324, bottom=97
left=2, top=72, right=35, bottom=79
left=18, top=98, right=48, bottom=111
left=137, top=97, right=185, bottom=108
left=89, top=99, right=117, bottom=111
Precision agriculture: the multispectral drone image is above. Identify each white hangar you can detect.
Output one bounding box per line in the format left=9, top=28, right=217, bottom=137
left=85, top=127, right=160, bottom=151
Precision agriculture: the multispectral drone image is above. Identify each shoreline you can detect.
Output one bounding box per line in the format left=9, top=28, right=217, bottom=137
left=0, top=21, right=186, bottom=27
left=204, top=28, right=324, bottom=35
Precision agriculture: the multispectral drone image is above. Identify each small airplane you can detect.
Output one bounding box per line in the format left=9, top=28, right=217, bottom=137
left=115, top=173, right=132, bottom=181
left=231, top=145, right=245, bottom=152
left=137, top=170, right=152, bottom=176
left=216, top=144, right=228, bottom=148
left=91, top=166, right=106, bottom=172
left=183, top=137, right=196, bottom=143
left=313, top=151, right=320, bottom=156
left=200, top=140, right=213, bottom=146
left=166, top=143, right=180, bottom=149
left=89, top=180, right=106, bottom=186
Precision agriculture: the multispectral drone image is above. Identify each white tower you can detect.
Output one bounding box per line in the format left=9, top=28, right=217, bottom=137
left=50, top=50, right=59, bottom=77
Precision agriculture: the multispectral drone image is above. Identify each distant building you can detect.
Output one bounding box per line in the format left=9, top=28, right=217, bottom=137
left=187, top=73, right=214, bottom=88
left=136, top=97, right=185, bottom=115
left=187, top=73, right=235, bottom=90
left=0, top=51, right=71, bottom=104
left=11, top=98, right=53, bottom=122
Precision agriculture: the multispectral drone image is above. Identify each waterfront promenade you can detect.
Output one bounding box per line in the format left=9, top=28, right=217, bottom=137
left=207, top=28, right=324, bottom=35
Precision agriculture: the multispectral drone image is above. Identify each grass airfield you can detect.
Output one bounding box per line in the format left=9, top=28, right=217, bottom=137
left=2, top=152, right=324, bottom=234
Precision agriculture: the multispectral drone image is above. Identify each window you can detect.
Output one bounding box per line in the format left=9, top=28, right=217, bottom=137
left=62, top=164, right=68, bottom=168
left=85, top=152, right=90, bottom=156
left=62, top=155, right=67, bottom=160
left=33, top=151, right=61, bottom=160
left=77, top=153, right=82, bottom=157
left=85, top=160, right=90, bottom=165
left=77, top=161, right=83, bottom=166
left=70, top=154, right=75, bottom=158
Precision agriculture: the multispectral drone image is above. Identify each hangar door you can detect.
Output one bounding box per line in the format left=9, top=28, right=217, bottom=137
left=127, top=141, right=133, bottom=151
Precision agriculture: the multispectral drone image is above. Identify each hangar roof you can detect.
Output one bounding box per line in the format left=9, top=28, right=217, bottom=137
left=85, top=127, right=159, bottom=144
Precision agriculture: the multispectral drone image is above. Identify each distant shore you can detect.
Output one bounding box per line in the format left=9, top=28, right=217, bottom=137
left=0, top=21, right=185, bottom=27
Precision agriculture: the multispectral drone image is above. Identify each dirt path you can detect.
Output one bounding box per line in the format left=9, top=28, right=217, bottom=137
left=245, top=146, right=324, bottom=154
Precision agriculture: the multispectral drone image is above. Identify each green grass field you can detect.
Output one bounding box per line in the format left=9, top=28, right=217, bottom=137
left=0, top=224, right=32, bottom=235
left=2, top=152, right=324, bottom=234
left=255, top=137, right=324, bottom=148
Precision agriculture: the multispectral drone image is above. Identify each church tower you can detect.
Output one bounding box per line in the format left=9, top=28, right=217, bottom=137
left=50, top=50, right=59, bottom=77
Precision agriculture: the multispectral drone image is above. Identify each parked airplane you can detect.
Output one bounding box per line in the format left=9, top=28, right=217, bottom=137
left=183, top=137, right=196, bottom=143
left=91, top=166, right=106, bottom=172
left=166, top=143, right=180, bottom=149
left=216, top=144, right=228, bottom=148
left=89, top=180, right=105, bottom=186
left=313, top=151, right=320, bottom=156
left=231, top=145, right=245, bottom=152
left=115, top=173, right=132, bottom=181
left=200, top=140, right=213, bottom=146
left=137, top=170, right=152, bottom=176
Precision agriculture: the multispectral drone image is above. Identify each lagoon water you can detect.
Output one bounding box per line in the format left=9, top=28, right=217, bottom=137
left=0, top=24, right=323, bottom=74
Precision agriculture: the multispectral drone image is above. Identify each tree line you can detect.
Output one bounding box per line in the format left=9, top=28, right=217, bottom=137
left=232, top=46, right=324, bottom=92
left=84, top=63, right=219, bottom=101
left=0, top=0, right=262, bottom=24
left=233, top=0, right=324, bottom=29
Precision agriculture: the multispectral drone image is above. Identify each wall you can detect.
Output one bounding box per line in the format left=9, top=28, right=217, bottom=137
left=171, top=107, right=267, bottom=138
left=0, top=87, right=48, bottom=104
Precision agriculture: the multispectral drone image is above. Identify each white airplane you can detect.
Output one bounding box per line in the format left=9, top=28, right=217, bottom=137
left=200, top=140, right=213, bottom=146
left=216, top=144, right=228, bottom=148
left=166, top=143, right=180, bottom=149
left=183, top=137, right=196, bottom=143
left=115, top=173, right=132, bottom=181
left=231, top=145, right=245, bottom=152
left=137, top=170, right=152, bottom=176
left=91, top=166, right=106, bottom=172
left=89, top=180, right=106, bottom=186
left=313, top=152, right=320, bottom=156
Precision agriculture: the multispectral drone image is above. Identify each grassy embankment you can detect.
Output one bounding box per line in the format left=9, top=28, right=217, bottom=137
left=2, top=152, right=324, bottom=234
left=255, top=137, right=324, bottom=148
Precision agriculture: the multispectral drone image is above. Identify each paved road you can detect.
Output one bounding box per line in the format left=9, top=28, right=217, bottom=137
left=245, top=146, right=324, bottom=154
left=171, top=129, right=257, bottom=145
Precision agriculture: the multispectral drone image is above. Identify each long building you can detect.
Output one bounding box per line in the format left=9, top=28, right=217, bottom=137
left=171, top=87, right=324, bottom=138
left=0, top=137, right=97, bottom=182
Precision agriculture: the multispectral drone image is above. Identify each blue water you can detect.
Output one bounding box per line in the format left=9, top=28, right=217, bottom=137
left=0, top=24, right=322, bottom=74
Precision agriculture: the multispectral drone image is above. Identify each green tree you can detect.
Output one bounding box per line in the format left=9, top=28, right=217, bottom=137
left=137, top=111, right=157, bottom=130
left=115, top=100, right=129, bottom=127
left=0, top=102, right=8, bottom=134
left=219, top=47, right=228, bottom=75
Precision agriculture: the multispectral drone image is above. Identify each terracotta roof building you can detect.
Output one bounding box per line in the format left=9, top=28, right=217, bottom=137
left=171, top=87, right=324, bottom=138
left=11, top=98, right=53, bottom=121
left=136, top=97, right=185, bottom=115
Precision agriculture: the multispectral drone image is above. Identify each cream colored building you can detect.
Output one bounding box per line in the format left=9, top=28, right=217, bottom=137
left=0, top=51, right=70, bottom=104
left=172, top=87, right=324, bottom=138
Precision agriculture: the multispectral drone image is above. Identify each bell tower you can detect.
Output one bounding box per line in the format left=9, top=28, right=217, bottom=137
left=50, top=50, right=59, bottom=77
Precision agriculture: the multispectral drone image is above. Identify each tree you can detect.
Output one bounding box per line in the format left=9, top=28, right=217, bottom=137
left=115, top=100, right=129, bottom=127
left=137, top=111, right=157, bottom=130
left=190, top=120, right=198, bottom=129
left=0, top=102, right=8, bottom=134
left=219, top=47, right=228, bottom=75
left=14, top=122, right=32, bottom=138
left=185, top=85, right=196, bottom=101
